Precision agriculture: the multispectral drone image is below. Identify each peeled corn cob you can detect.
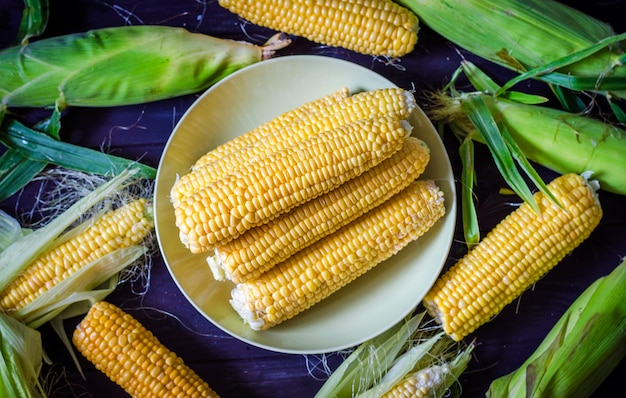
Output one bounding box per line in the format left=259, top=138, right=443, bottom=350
left=171, top=87, right=417, bottom=207
left=207, top=136, right=430, bottom=283
left=382, top=365, right=451, bottom=398
left=423, top=173, right=603, bottom=342
left=73, top=301, right=219, bottom=398
left=0, top=25, right=289, bottom=109
left=191, top=87, right=349, bottom=169
left=231, top=180, right=446, bottom=330
left=0, top=198, right=153, bottom=313
left=175, top=115, right=411, bottom=253
left=217, top=0, right=419, bottom=57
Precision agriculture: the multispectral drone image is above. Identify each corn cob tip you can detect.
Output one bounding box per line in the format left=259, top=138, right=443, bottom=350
left=207, top=251, right=227, bottom=281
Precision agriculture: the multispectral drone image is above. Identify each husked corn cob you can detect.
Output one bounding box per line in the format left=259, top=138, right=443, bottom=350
left=191, top=87, right=349, bottom=169
left=423, top=173, right=603, bottom=342
left=73, top=301, right=219, bottom=398
left=207, top=136, right=430, bottom=283
left=175, top=115, right=410, bottom=253
left=217, top=0, right=419, bottom=57
left=230, top=180, right=445, bottom=330
left=0, top=199, right=153, bottom=313
left=382, top=365, right=451, bottom=398
left=171, top=87, right=417, bottom=207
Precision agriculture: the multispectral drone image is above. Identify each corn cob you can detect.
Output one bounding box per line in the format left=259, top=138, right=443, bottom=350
left=382, top=365, right=450, bottom=398
left=217, top=0, right=419, bottom=57
left=175, top=115, right=411, bottom=253
left=423, top=173, right=603, bottom=342
left=0, top=25, right=289, bottom=109
left=0, top=198, right=153, bottom=313
left=207, top=136, right=430, bottom=283
left=73, top=301, right=219, bottom=398
left=171, top=87, right=417, bottom=207
left=230, top=180, right=445, bottom=330
left=190, top=87, right=349, bottom=169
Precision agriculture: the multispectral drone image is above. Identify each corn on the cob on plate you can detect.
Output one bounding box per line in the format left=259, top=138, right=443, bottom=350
left=217, top=0, right=419, bottom=57
left=154, top=55, right=456, bottom=353
left=0, top=198, right=153, bottom=313
left=174, top=114, right=411, bottom=253
left=231, top=180, right=446, bottom=330
left=207, top=136, right=430, bottom=283
left=170, top=87, right=417, bottom=207
left=423, top=173, right=603, bottom=342
left=73, top=301, right=220, bottom=398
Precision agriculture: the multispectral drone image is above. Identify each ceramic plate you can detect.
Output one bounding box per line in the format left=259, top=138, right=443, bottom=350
left=154, top=55, right=456, bottom=354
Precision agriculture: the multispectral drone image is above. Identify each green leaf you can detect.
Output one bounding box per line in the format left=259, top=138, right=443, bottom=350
left=460, top=95, right=539, bottom=212
left=0, top=148, right=47, bottom=201
left=1, top=119, right=156, bottom=179
left=16, top=0, right=49, bottom=45
left=497, top=33, right=626, bottom=95
left=459, top=136, right=479, bottom=247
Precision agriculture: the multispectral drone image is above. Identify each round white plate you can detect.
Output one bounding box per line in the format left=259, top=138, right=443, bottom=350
left=154, top=55, right=456, bottom=354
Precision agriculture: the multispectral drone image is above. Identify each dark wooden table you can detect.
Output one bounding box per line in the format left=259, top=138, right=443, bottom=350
left=1, top=1, right=625, bottom=397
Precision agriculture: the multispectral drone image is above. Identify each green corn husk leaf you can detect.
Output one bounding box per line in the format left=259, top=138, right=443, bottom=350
left=458, top=135, right=479, bottom=247
left=1, top=118, right=156, bottom=179
left=16, top=0, right=49, bottom=45
left=0, top=168, right=139, bottom=292
left=315, top=312, right=427, bottom=398
left=0, top=25, right=289, bottom=109
left=460, top=95, right=560, bottom=212
left=0, top=148, right=47, bottom=201
left=0, top=313, right=45, bottom=398
left=0, top=209, right=25, bottom=252
left=487, top=258, right=626, bottom=398
left=396, top=0, right=626, bottom=98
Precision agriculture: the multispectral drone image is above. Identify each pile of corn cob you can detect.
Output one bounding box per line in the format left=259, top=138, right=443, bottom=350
left=170, top=87, right=446, bottom=330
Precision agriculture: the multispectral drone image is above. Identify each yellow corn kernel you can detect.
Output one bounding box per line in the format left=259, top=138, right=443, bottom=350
left=230, top=180, right=445, bottom=330
left=423, top=173, right=603, bottom=342
left=170, top=87, right=416, bottom=207
left=218, top=0, right=419, bottom=57
left=208, top=136, right=430, bottom=283
left=73, top=301, right=220, bottom=398
left=0, top=199, right=154, bottom=313
left=175, top=115, right=410, bottom=253
left=190, top=87, right=349, bottom=169
left=382, top=365, right=450, bottom=398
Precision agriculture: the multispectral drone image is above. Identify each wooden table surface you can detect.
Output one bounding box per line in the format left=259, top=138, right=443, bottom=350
left=1, top=1, right=625, bottom=397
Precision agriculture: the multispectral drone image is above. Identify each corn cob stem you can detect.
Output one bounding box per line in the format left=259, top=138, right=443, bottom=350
left=207, top=136, right=430, bottom=283
left=0, top=198, right=154, bottom=313
left=171, top=87, right=417, bottom=207
left=230, top=180, right=446, bottom=330
left=73, top=301, right=220, bottom=398
left=217, top=0, right=419, bottom=57
left=423, top=173, right=603, bottom=342
left=175, top=115, right=411, bottom=253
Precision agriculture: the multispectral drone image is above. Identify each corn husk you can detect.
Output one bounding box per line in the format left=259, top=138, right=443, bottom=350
left=487, top=258, right=626, bottom=398
left=0, top=313, right=45, bottom=398
left=0, top=25, right=289, bottom=108
left=396, top=0, right=626, bottom=99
